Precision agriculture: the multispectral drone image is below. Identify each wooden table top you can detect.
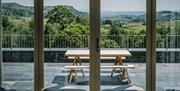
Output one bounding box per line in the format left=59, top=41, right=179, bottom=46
left=65, top=49, right=131, bottom=57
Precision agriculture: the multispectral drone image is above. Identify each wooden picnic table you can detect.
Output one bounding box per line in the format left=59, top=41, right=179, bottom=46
left=65, top=49, right=131, bottom=65
left=65, top=49, right=133, bottom=83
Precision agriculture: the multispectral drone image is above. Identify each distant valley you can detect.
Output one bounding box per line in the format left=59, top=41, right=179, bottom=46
left=2, top=3, right=180, bottom=22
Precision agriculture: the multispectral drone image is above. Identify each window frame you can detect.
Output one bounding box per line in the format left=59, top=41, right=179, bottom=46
left=146, top=0, right=156, bottom=91
left=0, top=0, right=157, bottom=91
left=90, top=0, right=101, bottom=90
left=34, top=0, right=44, bottom=90
left=0, top=0, right=2, bottom=86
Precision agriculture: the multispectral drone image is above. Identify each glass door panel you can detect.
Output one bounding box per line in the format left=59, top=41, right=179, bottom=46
left=2, top=0, right=34, bottom=90
left=43, top=0, right=90, bottom=90
left=156, top=0, right=180, bottom=90
left=100, top=0, right=146, bottom=90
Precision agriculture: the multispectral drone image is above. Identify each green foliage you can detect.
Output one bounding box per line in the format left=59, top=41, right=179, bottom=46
left=107, top=20, right=125, bottom=47
left=157, top=25, right=171, bottom=35
left=101, top=39, right=119, bottom=48
left=109, top=25, right=121, bottom=35
left=61, top=24, right=89, bottom=35
left=45, top=5, right=82, bottom=33
left=60, top=24, right=89, bottom=47
left=108, top=21, right=122, bottom=35
left=44, top=5, right=89, bottom=48
left=28, top=19, right=34, bottom=34
left=3, top=3, right=180, bottom=49
left=2, top=16, right=15, bottom=34
left=156, top=35, right=166, bottom=48
left=100, top=28, right=109, bottom=36
left=2, top=16, right=10, bottom=27
left=103, top=19, right=112, bottom=26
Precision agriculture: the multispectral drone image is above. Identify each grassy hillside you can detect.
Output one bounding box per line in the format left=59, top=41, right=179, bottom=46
left=2, top=3, right=33, bottom=17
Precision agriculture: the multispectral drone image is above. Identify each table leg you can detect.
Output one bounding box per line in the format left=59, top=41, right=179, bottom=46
left=77, top=58, right=82, bottom=65
left=122, top=68, right=131, bottom=83
left=69, top=57, right=80, bottom=83
left=75, top=57, right=84, bottom=76
left=68, top=68, right=77, bottom=83
left=70, top=56, right=85, bottom=81
left=111, top=56, right=123, bottom=77
left=117, top=56, right=123, bottom=65
left=73, top=57, right=80, bottom=65
left=112, top=56, right=131, bottom=83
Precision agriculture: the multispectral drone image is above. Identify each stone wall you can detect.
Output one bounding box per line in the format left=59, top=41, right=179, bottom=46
left=2, top=51, right=180, bottom=63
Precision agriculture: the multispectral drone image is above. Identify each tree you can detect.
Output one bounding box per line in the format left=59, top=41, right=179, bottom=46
left=50, top=24, right=89, bottom=48
left=109, top=24, right=121, bottom=35
left=28, top=19, right=34, bottom=34
left=44, top=5, right=89, bottom=48
left=45, top=5, right=82, bottom=34
left=2, top=16, right=15, bottom=34
left=103, top=19, right=112, bottom=26
left=2, top=16, right=10, bottom=27
left=108, top=21, right=124, bottom=46
left=109, top=20, right=123, bottom=35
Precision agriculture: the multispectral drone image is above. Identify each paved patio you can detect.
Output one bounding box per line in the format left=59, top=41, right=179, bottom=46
left=2, top=63, right=180, bottom=91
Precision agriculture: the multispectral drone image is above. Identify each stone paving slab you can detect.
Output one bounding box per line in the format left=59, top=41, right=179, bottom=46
left=1, top=63, right=180, bottom=91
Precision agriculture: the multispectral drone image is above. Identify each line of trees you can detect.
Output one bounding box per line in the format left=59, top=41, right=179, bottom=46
left=2, top=5, right=180, bottom=48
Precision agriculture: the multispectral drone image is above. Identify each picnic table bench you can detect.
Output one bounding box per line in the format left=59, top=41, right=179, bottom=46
left=65, top=65, right=135, bottom=83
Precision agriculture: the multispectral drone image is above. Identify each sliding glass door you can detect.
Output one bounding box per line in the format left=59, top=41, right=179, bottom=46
left=156, top=0, right=180, bottom=90
left=100, top=0, right=146, bottom=90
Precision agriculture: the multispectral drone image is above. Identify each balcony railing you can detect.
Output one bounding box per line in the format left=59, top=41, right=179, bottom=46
left=2, top=34, right=180, bottom=48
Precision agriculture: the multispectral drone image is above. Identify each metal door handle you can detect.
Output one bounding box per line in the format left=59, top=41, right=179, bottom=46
left=96, top=38, right=99, bottom=52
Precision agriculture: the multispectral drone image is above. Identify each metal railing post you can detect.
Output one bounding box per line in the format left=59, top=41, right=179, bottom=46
left=126, top=35, right=129, bottom=48
left=49, top=35, right=51, bottom=49
left=166, top=35, right=168, bottom=49
left=11, top=34, right=13, bottom=49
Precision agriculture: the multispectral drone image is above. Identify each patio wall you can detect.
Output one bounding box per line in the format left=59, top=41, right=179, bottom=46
left=2, top=51, right=180, bottom=63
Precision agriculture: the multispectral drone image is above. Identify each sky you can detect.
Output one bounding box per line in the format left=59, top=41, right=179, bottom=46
left=2, top=0, right=180, bottom=12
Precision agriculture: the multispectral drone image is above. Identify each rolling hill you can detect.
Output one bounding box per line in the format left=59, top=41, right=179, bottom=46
left=2, top=3, right=88, bottom=17
left=2, top=3, right=180, bottom=21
